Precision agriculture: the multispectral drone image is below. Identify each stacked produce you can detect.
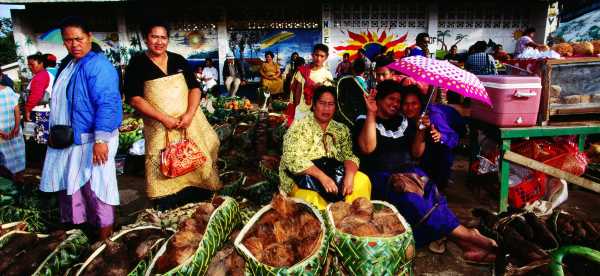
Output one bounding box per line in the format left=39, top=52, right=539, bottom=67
left=80, top=226, right=171, bottom=276
left=154, top=202, right=219, bottom=272
left=0, top=229, right=88, bottom=276
left=235, top=194, right=330, bottom=274
left=473, top=208, right=600, bottom=275
left=118, top=117, right=144, bottom=152
left=330, top=198, right=405, bottom=237
left=326, top=199, right=414, bottom=275
left=0, top=222, right=27, bottom=237
left=147, top=196, right=240, bottom=275
left=551, top=40, right=600, bottom=57
left=552, top=211, right=600, bottom=249
left=241, top=194, right=322, bottom=267
left=213, top=96, right=252, bottom=111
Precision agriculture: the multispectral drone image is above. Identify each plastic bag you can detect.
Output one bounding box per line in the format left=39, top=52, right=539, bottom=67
left=509, top=171, right=546, bottom=209
left=128, top=139, right=145, bottom=155
left=511, top=138, right=588, bottom=176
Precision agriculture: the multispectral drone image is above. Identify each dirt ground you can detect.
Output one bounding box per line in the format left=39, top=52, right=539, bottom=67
left=24, top=151, right=598, bottom=275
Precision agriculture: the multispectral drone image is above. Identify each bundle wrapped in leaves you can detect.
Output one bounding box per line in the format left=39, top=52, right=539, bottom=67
left=77, top=225, right=173, bottom=276
left=0, top=229, right=88, bottom=276
left=326, top=198, right=415, bottom=275
left=146, top=196, right=240, bottom=275
left=235, top=194, right=330, bottom=275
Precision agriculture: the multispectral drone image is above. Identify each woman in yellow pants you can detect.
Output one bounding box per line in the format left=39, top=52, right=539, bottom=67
left=279, top=85, right=371, bottom=210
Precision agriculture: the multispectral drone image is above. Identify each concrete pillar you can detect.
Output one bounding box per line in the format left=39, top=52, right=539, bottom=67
left=321, top=2, right=332, bottom=71
left=216, top=10, right=228, bottom=85
left=530, top=2, right=552, bottom=44
left=10, top=10, right=37, bottom=80
left=116, top=8, right=129, bottom=66
left=427, top=1, right=439, bottom=58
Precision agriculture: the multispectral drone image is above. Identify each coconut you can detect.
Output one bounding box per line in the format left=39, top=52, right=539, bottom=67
left=592, top=40, right=600, bottom=54
left=329, top=201, right=352, bottom=223
left=351, top=197, right=374, bottom=220
left=552, top=43, right=573, bottom=57
left=241, top=194, right=322, bottom=268
left=572, top=42, right=594, bottom=56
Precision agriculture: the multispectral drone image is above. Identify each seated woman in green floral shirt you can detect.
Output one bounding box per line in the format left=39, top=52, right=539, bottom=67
left=279, top=86, right=371, bottom=209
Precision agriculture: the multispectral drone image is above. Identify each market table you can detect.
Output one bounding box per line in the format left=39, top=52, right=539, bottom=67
left=469, top=119, right=600, bottom=212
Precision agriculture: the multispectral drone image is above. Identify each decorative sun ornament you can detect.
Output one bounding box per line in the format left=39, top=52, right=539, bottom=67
left=334, top=30, right=409, bottom=61
left=185, top=31, right=207, bottom=49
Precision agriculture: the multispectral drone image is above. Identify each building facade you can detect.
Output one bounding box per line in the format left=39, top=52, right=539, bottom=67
left=4, top=0, right=556, bottom=80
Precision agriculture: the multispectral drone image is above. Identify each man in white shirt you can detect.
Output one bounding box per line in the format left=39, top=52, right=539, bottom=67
left=201, top=58, right=218, bottom=95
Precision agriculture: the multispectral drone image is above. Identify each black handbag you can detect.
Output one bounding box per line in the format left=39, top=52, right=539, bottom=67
left=48, top=125, right=74, bottom=149
left=48, top=80, right=74, bottom=149
left=290, top=157, right=345, bottom=202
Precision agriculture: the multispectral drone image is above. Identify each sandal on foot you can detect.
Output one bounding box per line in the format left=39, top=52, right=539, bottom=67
left=428, top=238, right=447, bottom=254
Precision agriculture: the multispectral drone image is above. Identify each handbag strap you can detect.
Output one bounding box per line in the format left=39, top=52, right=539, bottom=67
left=165, top=128, right=188, bottom=145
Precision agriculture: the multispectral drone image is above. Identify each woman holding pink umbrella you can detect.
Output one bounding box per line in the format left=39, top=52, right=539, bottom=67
left=354, top=80, right=496, bottom=263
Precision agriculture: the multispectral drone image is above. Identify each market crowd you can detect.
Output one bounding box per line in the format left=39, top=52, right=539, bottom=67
left=0, top=17, right=549, bottom=263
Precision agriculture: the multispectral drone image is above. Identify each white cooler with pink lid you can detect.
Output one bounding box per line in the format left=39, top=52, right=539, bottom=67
left=471, top=75, right=542, bottom=127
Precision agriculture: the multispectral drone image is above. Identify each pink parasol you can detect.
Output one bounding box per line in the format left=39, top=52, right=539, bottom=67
left=388, top=56, right=492, bottom=106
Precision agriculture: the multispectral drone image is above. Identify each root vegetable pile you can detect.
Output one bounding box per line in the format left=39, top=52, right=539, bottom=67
left=0, top=230, right=66, bottom=276
left=83, top=228, right=168, bottom=276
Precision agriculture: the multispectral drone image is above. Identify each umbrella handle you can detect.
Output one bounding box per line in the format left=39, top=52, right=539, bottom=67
left=418, top=112, right=427, bottom=130
left=418, top=86, right=437, bottom=130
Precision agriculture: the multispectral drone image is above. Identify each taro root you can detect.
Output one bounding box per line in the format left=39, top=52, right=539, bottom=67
left=523, top=212, right=558, bottom=250
left=331, top=198, right=405, bottom=237
left=155, top=201, right=221, bottom=273
left=501, top=228, right=548, bottom=266
left=83, top=228, right=168, bottom=276
left=242, top=194, right=322, bottom=267
left=0, top=233, right=38, bottom=272
left=508, top=216, right=534, bottom=240
left=4, top=230, right=67, bottom=276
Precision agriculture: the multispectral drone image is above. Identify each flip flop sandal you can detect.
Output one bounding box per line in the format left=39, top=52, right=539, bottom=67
left=428, top=238, right=447, bottom=254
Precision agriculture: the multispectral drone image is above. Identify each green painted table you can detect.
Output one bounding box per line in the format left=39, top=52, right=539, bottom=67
left=469, top=120, right=600, bottom=212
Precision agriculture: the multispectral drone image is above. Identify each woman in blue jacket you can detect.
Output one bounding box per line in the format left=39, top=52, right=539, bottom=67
left=40, top=17, right=122, bottom=240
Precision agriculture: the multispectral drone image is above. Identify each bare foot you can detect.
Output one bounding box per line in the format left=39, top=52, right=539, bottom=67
left=463, top=248, right=496, bottom=264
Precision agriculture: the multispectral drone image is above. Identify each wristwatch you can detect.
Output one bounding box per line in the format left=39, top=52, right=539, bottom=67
left=95, top=139, right=108, bottom=144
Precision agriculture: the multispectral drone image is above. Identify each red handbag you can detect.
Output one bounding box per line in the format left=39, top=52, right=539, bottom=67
left=160, top=129, right=207, bottom=178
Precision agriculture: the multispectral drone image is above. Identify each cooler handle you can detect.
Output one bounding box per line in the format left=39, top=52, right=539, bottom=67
left=513, top=90, right=537, bottom=98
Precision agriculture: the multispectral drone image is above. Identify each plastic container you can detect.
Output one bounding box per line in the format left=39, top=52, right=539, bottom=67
left=23, top=122, right=36, bottom=138
left=471, top=75, right=542, bottom=127
left=115, top=154, right=127, bottom=176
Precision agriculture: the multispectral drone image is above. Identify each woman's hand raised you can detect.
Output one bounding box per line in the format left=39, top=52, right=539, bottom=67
left=363, top=90, right=378, bottom=114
